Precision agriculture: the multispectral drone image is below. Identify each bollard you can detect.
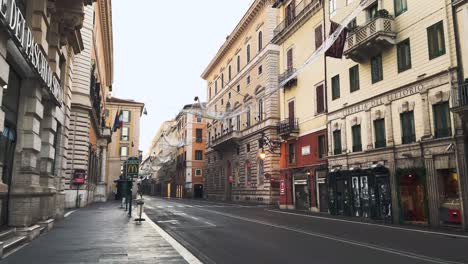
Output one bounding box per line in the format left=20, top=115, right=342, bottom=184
left=134, top=199, right=145, bottom=224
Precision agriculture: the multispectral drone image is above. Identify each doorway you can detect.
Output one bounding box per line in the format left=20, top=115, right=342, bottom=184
left=194, top=184, right=204, bottom=198
left=225, top=161, right=232, bottom=201
left=294, top=182, right=310, bottom=210
left=399, top=172, right=427, bottom=223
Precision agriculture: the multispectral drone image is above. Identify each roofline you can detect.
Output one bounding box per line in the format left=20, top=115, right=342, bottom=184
left=201, top=0, right=273, bottom=79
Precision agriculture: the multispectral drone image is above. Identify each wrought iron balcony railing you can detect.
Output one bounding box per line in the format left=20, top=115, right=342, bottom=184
left=279, top=68, right=297, bottom=88
left=273, top=0, right=321, bottom=40
left=277, top=118, right=299, bottom=136
left=452, top=83, right=468, bottom=109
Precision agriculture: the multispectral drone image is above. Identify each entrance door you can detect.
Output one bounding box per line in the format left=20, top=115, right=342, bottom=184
left=288, top=100, right=295, bottom=127
left=194, top=184, right=204, bottom=198
left=0, top=124, right=16, bottom=226
left=400, top=173, right=427, bottom=223
left=335, top=178, right=351, bottom=216
left=375, top=175, right=391, bottom=220
left=294, top=183, right=309, bottom=210
left=318, top=182, right=329, bottom=212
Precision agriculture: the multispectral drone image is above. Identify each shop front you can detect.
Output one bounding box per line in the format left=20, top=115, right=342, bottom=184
left=329, top=166, right=392, bottom=221
left=293, top=171, right=310, bottom=210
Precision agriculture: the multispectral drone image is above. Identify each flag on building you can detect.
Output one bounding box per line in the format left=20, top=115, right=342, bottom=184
left=113, top=110, right=122, bottom=132
left=325, top=21, right=348, bottom=59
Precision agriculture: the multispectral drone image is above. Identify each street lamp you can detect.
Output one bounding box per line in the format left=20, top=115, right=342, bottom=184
left=259, top=149, right=266, bottom=160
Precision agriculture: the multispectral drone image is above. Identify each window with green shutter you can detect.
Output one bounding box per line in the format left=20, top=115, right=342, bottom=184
left=349, top=65, right=360, bottom=92
left=427, top=21, right=446, bottom=60
left=374, top=119, right=386, bottom=148
left=318, top=135, right=327, bottom=159
left=397, top=39, right=412, bottom=72
left=400, top=111, right=416, bottom=144
left=333, top=130, right=342, bottom=155
left=433, top=102, right=451, bottom=138
left=332, top=74, right=340, bottom=100
left=394, top=0, right=407, bottom=17
left=371, top=54, right=383, bottom=84
left=352, top=125, right=362, bottom=152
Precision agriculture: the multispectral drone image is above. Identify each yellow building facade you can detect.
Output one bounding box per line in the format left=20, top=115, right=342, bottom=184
left=324, top=0, right=467, bottom=228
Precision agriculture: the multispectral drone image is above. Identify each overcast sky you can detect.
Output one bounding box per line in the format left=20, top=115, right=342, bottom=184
left=112, top=0, right=253, bottom=154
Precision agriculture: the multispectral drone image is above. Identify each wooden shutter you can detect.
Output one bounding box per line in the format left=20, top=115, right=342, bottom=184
left=316, top=85, right=325, bottom=114
left=315, top=25, right=323, bottom=50
left=287, top=49, right=293, bottom=71
left=288, top=100, right=295, bottom=120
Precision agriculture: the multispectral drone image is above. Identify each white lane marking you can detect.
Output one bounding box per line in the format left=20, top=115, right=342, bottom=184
left=177, top=205, right=185, bottom=208
left=64, top=210, right=77, bottom=218
left=190, top=216, right=199, bottom=220
left=167, top=206, right=174, bottom=208
left=157, top=220, right=179, bottom=224
left=157, top=206, right=164, bottom=208
left=203, top=221, right=216, bottom=227
left=145, top=205, right=155, bottom=209
left=196, top=208, right=464, bottom=264
left=266, top=210, right=468, bottom=239
left=143, top=212, right=203, bottom=264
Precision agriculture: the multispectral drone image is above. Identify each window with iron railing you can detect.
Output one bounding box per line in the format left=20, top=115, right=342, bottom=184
left=333, top=130, right=342, bottom=155
left=433, top=102, right=451, bottom=139
left=400, top=111, right=415, bottom=144
left=374, top=119, right=386, bottom=148
left=352, top=125, right=362, bottom=152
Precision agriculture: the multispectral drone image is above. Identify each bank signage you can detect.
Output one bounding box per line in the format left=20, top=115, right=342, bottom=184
left=0, top=0, right=62, bottom=104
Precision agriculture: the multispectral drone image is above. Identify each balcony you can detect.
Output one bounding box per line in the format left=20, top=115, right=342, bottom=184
left=272, top=0, right=322, bottom=44
left=277, top=118, right=299, bottom=138
left=344, top=16, right=397, bottom=62
left=211, top=128, right=242, bottom=150
left=451, top=83, right=468, bottom=113
left=279, top=68, right=298, bottom=88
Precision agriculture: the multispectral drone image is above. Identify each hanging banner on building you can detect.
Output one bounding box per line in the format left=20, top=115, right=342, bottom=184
left=0, top=0, right=62, bottom=104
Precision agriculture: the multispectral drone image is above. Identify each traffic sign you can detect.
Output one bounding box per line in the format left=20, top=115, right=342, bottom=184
left=126, top=157, right=140, bottom=178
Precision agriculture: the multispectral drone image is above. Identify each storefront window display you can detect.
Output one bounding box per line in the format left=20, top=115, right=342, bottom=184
left=397, top=168, right=428, bottom=223
left=437, top=169, right=461, bottom=225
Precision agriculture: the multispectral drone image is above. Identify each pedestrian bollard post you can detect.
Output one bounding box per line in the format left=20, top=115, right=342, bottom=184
left=134, top=199, right=145, bottom=225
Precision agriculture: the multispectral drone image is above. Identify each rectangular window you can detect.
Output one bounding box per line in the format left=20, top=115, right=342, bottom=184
left=433, top=102, right=452, bottom=138
left=347, top=18, right=357, bottom=31
left=258, top=99, right=264, bottom=121
left=368, top=3, right=378, bottom=20
left=288, top=143, right=296, bottom=164
left=195, top=169, right=202, bottom=176
left=120, top=146, right=128, bottom=157
left=258, top=65, right=263, bottom=75
left=195, top=150, right=203, bottom=160
left=329, top=0, right=336, bottom=16
left=121, top=127, right=129, bottom=141
left=316, top=85, right=325, bottom=114
left=287, top=48, right=293, bottom=71
left=237, top=84, right=240, bottom=92
left=247, top=75, right=251, bottom=85
left=221, top=74, right=224, bottom=88
left=122, top=110, right=130, bottom=122
left=215, top=80, right=218, bottom=94
left=397, top=39, right=412, bottom=72
left=374, top=119, right=386, bottom=148
left=371, top=54, right=383, bottom=83
left=394, top=0, right=408, bottom=16
left=197, top=116, right=202, bottom=123
left=246, top=143, right=251, bottom=152
left=315, top=25, right=323, bottom=50
left=318, top=135, right=327, bottom=159
left=196, top=129, right=203, bottom=143
left=349, top=65, right=360, bottom=92
left=246, top=109, right=251, bottom=127
left=352, top=125, right=362, bottom=152
left=333, top=130, right=342, bottom=155
left=236, top=115, right=241, bottom=131
left=427, top=21, right=446, bottom=60
left=401, top=111, right=416, bottom=144
left=332, top=74, right=340, bottom=100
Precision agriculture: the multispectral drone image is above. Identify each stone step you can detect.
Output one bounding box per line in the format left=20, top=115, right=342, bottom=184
left=3, top=235, right=27, bottom=255
left=0, top=229, right=15, bottom=241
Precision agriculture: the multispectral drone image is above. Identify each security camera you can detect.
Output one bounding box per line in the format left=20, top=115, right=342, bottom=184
left=445, top=143, right=454, bottom=152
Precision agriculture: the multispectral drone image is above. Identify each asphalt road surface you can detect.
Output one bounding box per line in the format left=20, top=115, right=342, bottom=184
left=143, top=197, right=468, bottom=264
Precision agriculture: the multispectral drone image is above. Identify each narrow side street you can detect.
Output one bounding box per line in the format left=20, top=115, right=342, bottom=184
left=143, top=197, right=468, bottom=264
left=1, top=202, right=190, bottom=264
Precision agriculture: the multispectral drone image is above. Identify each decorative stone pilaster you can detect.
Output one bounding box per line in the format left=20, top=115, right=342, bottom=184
left=94, top=142, right=107, bottom=202
left=9, top=80, right=44, bottom=227
left=420, top=91, right=432, bottom=139
left=424, top=153, right=440, bottom=227
left=385, top=103, right=394, bottom=146
left=366, top=109, right=373, bottom=150
left=387, top=161, right=400, bottom=224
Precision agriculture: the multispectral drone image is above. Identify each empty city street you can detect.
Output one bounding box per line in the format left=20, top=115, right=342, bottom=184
left=143, top=197, right=468, bottom=264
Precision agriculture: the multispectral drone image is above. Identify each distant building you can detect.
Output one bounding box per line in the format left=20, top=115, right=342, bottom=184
left=202, top=0, right=281, bottom=203
left=175, top=104, right=207, bottom=199
left=105, top=98, right=144, bottom=200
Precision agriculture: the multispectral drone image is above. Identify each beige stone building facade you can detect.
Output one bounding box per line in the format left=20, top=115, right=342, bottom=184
left=202, top=0, right=281, bottom=204
left=105, top=97, right=144, bottom=200
left=0, top=0, right=96, bottom=248
left=324, top=0, right=467, bottom=228
left=65, top=0, right=113, bottom=208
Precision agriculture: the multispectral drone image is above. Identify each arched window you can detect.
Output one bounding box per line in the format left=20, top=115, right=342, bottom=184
left=258, top=98, right=264, bottom=121
left=246, top=44, right=251, bottom=63
left=237, top=55, right=241, bottom=73
left=258, top=31, right=263, bottom=51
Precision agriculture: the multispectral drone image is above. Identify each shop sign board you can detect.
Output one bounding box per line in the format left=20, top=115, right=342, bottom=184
left=280, top=180, right=285, bottom=195
left=0, top=0, right=62, bottom=104
left=126, top=157, right=140, bottom=178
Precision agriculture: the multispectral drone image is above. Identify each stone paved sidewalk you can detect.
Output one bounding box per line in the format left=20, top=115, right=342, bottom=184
left=1, top=201, right=188, bottom=264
